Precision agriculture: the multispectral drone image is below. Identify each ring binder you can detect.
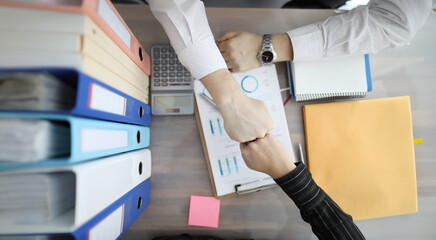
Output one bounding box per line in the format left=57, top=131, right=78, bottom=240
left=0, top=112, right=150, bottom=169
left=0, top=68, right=151, bottom=126
left=0, top=149, right=152, bottom=234
left=0, top=0, right=151, bottom=75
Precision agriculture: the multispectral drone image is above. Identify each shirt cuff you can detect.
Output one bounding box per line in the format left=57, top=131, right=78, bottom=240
left=286, top=23, right=325, bottom=62
left=177, top=39, right=228, bottom=80
left=274, top=162, right=326, bottom=211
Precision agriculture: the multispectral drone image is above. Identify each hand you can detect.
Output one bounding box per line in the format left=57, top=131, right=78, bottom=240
left=218, top=31, right=294, bottom=72
left=240, top=134, right=296, bottom=179
left=217, top=31, right=263, bottom=72
left=201, top=69, right=274, bottom=142
left=218, top=92, right=273, bottom=142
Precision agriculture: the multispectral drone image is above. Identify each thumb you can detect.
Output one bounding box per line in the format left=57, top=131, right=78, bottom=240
left=217, top=31, right=239, bottom=42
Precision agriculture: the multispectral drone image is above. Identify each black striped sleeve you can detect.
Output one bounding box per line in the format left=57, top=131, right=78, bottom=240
left=275, top=162, right=365, bottom=240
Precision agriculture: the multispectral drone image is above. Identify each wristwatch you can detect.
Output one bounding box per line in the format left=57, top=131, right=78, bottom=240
left=258, top=34, right=277, bottom=65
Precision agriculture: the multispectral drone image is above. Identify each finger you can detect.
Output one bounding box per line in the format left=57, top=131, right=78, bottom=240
left=231, top=66, right=243, bottom=73
left=242, top=138, right=258, bottom=146
left=217, top=41, right=225, bottom=53
left=217, top=31, right=239, bottom=43
left=220, top=50, right=231, bottom=59
left=264, top=133, right=273, bottom=139
left=217, top=40, right=232, bottom=53
left=240, top=143, right=247, bottom=152
left=225, top=59, right=238, bottom=70
left=256, top=131, right=268, bottom=139
left=239, top=143, right=251, bottom=163
left=224, top=60, right=233, bottom=70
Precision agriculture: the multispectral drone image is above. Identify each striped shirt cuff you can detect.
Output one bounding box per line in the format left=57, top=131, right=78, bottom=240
left=274, top=162, right=326, bottom=211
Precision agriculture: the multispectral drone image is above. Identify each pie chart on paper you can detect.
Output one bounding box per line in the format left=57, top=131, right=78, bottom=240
left=240, top=75, right=259, bottom=93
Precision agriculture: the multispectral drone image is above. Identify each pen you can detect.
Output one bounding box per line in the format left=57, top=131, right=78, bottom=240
left=201, top=92, right=216, bottom=108
left=298, top=143, right=306, bottom=165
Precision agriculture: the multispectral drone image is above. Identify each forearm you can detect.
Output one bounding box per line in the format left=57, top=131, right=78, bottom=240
left=286, top=0, right=434, bottom=61
left=200, top=69, right=242, bottom=106
left=275, top=163, right=365, bottom=239
left=149, top=0, right=239, bottom=106
left=149, top=0, right=227, bottom=79
left=272, top=34, right=294, bottom=62
left=150, top=0, right=274, bottom=143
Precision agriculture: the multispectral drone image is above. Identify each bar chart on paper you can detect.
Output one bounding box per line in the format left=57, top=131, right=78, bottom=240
left=217, top=155, right=241, bottom=176
left=208, top=118, right=224, bottom=135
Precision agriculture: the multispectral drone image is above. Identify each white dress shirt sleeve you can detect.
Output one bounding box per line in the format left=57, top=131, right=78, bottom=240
left=287, top=0, right=436, bottom=61
left=149, top=0, right=227, bottom=80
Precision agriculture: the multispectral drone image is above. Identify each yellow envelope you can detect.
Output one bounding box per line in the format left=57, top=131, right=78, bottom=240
left=303, top=96, right=417, bottom=220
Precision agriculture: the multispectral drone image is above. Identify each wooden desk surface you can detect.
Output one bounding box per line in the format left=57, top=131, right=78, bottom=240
left=116, top=5, right=436, bottom=239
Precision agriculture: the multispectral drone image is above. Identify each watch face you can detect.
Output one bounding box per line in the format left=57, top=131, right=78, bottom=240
left=261, top=51, right=274, bottom=63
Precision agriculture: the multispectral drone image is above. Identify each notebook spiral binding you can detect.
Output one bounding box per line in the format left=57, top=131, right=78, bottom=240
left=295, top=92, right=367, bottom=102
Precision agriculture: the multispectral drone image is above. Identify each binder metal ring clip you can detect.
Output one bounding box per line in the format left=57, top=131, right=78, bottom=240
left=234, top=177, right=277, bottom=195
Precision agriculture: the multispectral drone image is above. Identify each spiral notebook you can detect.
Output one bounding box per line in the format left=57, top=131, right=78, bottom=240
left=287, top=55, right=372, bottom=101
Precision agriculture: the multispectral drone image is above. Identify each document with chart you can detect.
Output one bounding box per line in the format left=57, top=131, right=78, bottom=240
left=194, top=65, right=296, bottom=197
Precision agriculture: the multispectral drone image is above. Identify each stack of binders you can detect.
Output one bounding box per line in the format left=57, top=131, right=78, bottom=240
left=0, top=0, right=152, bottom=239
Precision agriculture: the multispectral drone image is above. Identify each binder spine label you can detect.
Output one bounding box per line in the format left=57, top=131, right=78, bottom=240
left=81, top=129, right=128, bottom=152
left=97, top=0, right=131, bottom=48
left=88, top=204, right=124, bottom=240
left=88, top=83, right=127, bottom=116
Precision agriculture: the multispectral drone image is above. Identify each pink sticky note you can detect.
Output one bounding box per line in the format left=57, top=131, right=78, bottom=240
left=188, top=195, right=221, bottom=228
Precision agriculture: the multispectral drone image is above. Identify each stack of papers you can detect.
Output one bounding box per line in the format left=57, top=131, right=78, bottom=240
left=0, top=118, right=70, bottom=162
left=0, top=173, right=75, bottom=225
left=0, top=72, right=75, bottom=111
left=0, top=235, right=48, bottom=240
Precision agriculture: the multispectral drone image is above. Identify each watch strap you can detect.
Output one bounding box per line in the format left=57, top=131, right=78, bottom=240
left=262, top=34, right=273, bottom=50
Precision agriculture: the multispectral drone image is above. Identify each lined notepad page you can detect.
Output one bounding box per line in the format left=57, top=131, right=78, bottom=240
left=292, top=55, right=368, bottom=101
left=195, top=65, right=295, bottom=197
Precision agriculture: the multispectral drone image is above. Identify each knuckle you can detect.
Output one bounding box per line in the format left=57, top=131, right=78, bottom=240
left=240, top=146, right=247, bottom=155
left=257, top=131, right=266, bottom=139
left=247, top=141, right=257, bottom=149
left=221, top=42, right=230, bottom=50
left=217, top=44, right=224, bottom=51
left=233, top=67, right=240, bottom=72
left=227, top=41, right=236, bottom=49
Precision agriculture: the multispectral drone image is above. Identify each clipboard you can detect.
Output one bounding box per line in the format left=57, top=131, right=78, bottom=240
left=194, top=103, right=277, bottom=198
left=193, top=65, right=296, bottom=198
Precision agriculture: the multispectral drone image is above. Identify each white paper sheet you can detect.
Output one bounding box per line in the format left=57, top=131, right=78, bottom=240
left=195, top=65, right=296, bottom=197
